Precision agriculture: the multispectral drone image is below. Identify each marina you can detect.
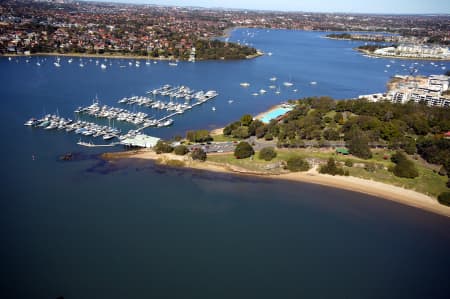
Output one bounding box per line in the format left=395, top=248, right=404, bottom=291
left=24, top=83, right=219, bottom=147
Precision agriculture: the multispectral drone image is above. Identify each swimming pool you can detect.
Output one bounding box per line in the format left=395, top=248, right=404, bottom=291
left=259, top=107, right=293, bottom=123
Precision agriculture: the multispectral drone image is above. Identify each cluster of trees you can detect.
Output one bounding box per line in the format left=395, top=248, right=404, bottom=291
left=319, top=158, right=347, bottom=176
left=154, top=140, right=206, bottom=161
left=223, top=97, right=449, bottom=164
left=195, top=39, right=257, bottom=60
left=356, top=44, right=386, bottom=52
left=223, top=114, right=266, bottom=139
left=186, top=130, right=212, bottom=143
left=326, top=33, right=352, bottom=39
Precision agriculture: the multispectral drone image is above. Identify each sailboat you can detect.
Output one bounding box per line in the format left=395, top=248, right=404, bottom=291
left=168, top=60, right=178, bottom=66
left=54, top=57, right=61, bottom=67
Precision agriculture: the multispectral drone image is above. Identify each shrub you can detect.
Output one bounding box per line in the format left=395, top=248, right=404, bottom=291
left=364, top=162, right=376, bottom=172
left=165, top=159, right=185, bottom=167
left=154, top=140, right=174, bottom=154
left=191, top=148, right=207, bottom=161
left=319, top=157, right=345, bottom=176
left=344, top=159, right=353, bottom=167
left=438, top=166, right=447, bottom=176
left=437, top=192, right=450, bottom=207
left=174, top=145, right=189, bottom=156
left=234, top=141, right=254, bottom=159
left=286, top=156, right=310, bottom=172
left=391, top=151, right=419, bottom=178
left=259, top=147, right=277, bottom=161
left=264, top=133, right=273, bottom=141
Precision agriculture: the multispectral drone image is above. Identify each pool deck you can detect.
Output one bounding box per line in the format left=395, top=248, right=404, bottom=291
left=255, top=103, right=294, bottom=123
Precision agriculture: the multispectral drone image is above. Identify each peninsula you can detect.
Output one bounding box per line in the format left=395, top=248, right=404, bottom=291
left=102, top=94, right=450, bottom=217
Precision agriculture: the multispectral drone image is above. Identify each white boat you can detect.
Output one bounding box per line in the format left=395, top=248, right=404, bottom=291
left=54, top=62, right=61, bottom=67
left=157, top=119, right=174, bottom=127
left=168, top=61, right=178, bottom=66
left=283, top=81, right=293, bottom=87
left=259, top=89, right=267, bottom=94
left=240, top=82, right=250, bottom=87
left=36, top=62, right=41, bottom=66
left=252, top=93, right=259, bottom=96
left=68, top=58, right=73, bottom=64
left=212, top=107, right=216, bottom=111
left=79, top=63, right=84, bottom=67
left=100, top=64, right=107, bottom=69
left=103, top=134, right=116, bottom=140
left=24, top=118, right=37, bottom=126
left=267, top=52, right=273, bottom=56
left=228, top=99, right=234, bottom=104
left=310, top=81, right=317, bottom=85
left=269, top=77, right=277, bottom=81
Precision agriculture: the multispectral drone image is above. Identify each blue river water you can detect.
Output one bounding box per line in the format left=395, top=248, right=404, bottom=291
left=0, top=28, right=449, bottom=299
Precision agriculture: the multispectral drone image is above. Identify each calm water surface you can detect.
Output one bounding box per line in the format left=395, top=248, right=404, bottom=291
left=0, top=29, right=449, bottom=298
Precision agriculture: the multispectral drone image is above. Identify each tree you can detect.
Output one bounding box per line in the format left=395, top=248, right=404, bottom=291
left=259, top=147, right=277, bottom=161
left=174, top=145, right=189, bottom=155
left=319, top=157, right=345, bottom=175
left=223, top=121, right=241, bottom=136
left=255, top=126, right=267, bottom=138
left=240, top=114, right=253, bottom=126
left=438, top=192, right=450, bottom=207
left=248, top=119, right=264, bottom=136
left=391, top=151, right=419, bottom=178
left=154, top=140, right=174, bottom=154
left=346, top=125, right=372, bottom=159
left=231, top=126, right=250, bottom=139
left=323, top=128, right=340, bottom=141
left=191, top=148, right=207, bottom=161
left=286, top=156, right=310, bottom=172
left=234, top=141, right=254, bottom=159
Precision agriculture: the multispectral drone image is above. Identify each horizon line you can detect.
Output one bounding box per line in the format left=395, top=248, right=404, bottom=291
left=79, top=1, right=450, bottom=16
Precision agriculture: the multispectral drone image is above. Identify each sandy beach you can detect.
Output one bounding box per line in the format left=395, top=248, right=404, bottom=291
left=102, top=150, right=450, bottom=218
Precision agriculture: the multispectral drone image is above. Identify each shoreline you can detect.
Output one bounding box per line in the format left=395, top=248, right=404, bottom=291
left=102, top=150, right=450, bottom=218
left=356, top=49, right=450, bottom=61
left=1, top=50, right=263, bottom=61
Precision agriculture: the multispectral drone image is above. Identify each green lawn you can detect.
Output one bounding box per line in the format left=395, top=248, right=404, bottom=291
left=212, top=134, right=240, bottom=142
